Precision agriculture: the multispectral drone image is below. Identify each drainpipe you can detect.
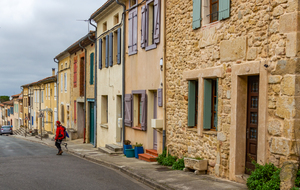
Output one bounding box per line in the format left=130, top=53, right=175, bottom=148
left=116, top=0, right=126, bottom=146
left=79, top=41, right=87, bottom=144
left=54, top=58, right=59, bottom=130
left=162, top=0, right=166, bottom=151
left=89, top=21, right=97, bottom=148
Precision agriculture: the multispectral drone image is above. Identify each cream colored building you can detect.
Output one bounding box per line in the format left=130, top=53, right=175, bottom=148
left=21, top=85, right=30, bottom=128
left=90, top=0, right=124, bottom=148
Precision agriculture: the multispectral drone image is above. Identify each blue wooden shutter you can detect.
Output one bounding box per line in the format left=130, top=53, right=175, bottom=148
left=8, top=109, right=10, bottom=117
left=124, top=94, right=132, bottom=127
left=117, top=28, right=121, bottom=64
left=154, top=0, right=160, bottom=44
left=11, top=107, right=13, bottom=115
left=158, top=88, right=163, bottom=107
left=109, top=32, right=113, bottom=67
left=105, top=35, right=109, bottom=68
left=141, top=91, right=147, bottom=131
left=141, top=5, right=146, bottom=48
left=90, top=53, right=94, bottom=85
left=188, top=81, right=196, bottom=127
left=219, top=0, right=230, bottom=20
left=99, top=39, right=102, bottom=70
left=203, top=79, right=212, bottom=129
left=193, top=0, right=202, bottom=29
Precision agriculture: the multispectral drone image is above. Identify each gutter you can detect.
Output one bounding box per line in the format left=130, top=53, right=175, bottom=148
left=116, top=0, right=126, bottom=146
left=162, top=0, right=166, bottom=151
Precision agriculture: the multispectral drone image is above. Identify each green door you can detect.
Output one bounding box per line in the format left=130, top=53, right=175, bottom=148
left=90, top=102, right=94, bottom=144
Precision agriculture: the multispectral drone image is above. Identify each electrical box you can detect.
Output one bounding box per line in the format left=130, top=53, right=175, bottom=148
left=118, top=118, right=123, bottom=128
left=151, top=119, right=163, bottom=129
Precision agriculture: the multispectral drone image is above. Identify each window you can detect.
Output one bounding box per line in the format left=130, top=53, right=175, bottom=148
left=114, top=13, right=119, bottom=25
left=64, top=73, right=67, bottom=92
left=188, top=80, right=198, bottom=127
left=102, top=37, right=107, bottom=69
left=61, top=64, right=63, bottom=70
left=103, top=22, right=107, bottom=32
left=141, top=0, right=160, bottom=50
left=45, top=85, right=47, bottom=100
left=128, top=7, right=138, bottom=55
left=113, top=31, right=118, bottom=65
left=203, top=78, right=218, bottom=130
left=54, top=83, right=57, bottom=100
left=61, top=74, right=63, bottom=92
left=61, top=104, right=64, bottom=123
left=41, top=90, right=44, bottom=103
left=192, top=0, right=230, bottom=29
left=101, top=96, right=108, bottom=124
left=65, top=62, right=67, bottom=68
left=129, top=0, right=137, bottom=7
left=74, top=56, right=78, bottom=87
left=90, top=53, right=94, bottom=85
left=124, top=90, right=147, bottom=130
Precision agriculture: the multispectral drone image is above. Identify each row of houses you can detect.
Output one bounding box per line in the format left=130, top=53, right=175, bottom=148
left=1, top=0, right=300, bottom=183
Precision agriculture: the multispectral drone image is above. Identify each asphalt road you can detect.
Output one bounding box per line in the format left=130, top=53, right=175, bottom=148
left=0, top=135, right=153, bottom=190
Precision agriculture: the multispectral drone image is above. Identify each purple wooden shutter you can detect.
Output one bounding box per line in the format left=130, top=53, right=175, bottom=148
left=154, top=0, right=160, bottom=44
left=105, top=35, right=109, bottom=68
left=141, top=91, right=147, bottom=131
left=109, top=32, right=113, bottom=67
left=128, top=10, right=133, bottom=54
left=158, top=88, right=163, bottom=107
left=117, top=28, right=121, bottom=64
left=99, top=38, right=102, bottom=69
left=141, top=5, right=146, bottom=48
left=132, top=7, right=138, bottom=53
left=124, top=94, right=132, bottom=127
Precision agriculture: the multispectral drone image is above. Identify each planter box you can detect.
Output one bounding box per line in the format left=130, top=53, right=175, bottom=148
left=184, top=158, right=208, bottom=174
left=134, top=146, right=144, bottom=158
left=123, top=145, right=132, bottom=155
left=125, top=149, right=135, bottom=158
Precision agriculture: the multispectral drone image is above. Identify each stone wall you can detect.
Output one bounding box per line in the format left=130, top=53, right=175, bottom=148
left=166, top=0, right=300, bottom=180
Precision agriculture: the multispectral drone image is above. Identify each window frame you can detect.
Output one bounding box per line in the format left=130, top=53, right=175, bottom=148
left=210, top=0, right=219, bottom=23
left=203, top=78, right=218, bottom=131
left=132, top=90, right=147, bottom=131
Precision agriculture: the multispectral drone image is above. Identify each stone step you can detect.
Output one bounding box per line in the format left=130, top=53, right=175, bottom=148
left=145, top=149, right=158, bottom=157
left=138, top=153, right=157, bottom=162
left=98, top=147, right=123, bottom=155
left=105, top=144, right=123, bottom=152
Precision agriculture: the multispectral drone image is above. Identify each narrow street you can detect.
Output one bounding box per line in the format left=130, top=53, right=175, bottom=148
left=0, top=136, right=152, bottom=190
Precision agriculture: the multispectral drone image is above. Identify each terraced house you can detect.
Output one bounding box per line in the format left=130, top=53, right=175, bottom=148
left=165, top=0, right=300, bottom=183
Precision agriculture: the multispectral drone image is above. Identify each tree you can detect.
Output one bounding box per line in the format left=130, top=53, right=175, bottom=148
left=0, top=96, right=9, bottom=103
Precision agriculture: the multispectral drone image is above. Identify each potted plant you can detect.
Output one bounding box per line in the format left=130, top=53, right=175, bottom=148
left=184, top=157, right=208, bottom=175
left=123, top=140, right=132, bottom=155
left=133, top=142, right=144, bottom=159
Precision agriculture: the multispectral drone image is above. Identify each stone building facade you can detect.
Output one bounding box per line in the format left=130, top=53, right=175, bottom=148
left=165, top=0, right=300, bottom=182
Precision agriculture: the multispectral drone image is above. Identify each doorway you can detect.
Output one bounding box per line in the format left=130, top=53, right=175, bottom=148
left=89, top=102, right=95, bottom=144
left=153, top=91, right=157, bottom=150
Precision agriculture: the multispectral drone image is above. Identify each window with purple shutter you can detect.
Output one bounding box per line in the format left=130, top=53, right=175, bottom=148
left=132, top=7, right=138, bottom=53
left=132, top=90, right=147, bottom=131
left=153, top=0, right=160, bottom=44
left=140, top=91, right=147, bottom=131
left=124, top=94, right=132, bottom=127
left=141, top=5, right=146, bottom=48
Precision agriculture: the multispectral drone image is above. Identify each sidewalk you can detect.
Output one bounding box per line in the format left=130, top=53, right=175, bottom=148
left=12, top=135, right=247, bottom=190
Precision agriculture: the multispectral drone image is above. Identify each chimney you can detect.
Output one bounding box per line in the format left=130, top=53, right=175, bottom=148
left=52, top=68, right=55, bottom=76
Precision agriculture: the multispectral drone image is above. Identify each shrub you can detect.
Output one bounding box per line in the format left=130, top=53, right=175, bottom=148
left=157, top=149, right=177, bottom=166
left=246, top=161, right=281, bottom=190
left=172, top=158, right=185, bottom=170
left=295, top=169, right=300, bottom=187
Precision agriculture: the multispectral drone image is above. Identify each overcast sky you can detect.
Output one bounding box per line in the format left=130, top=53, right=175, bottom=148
left=0, top=0, right=107, bottom=96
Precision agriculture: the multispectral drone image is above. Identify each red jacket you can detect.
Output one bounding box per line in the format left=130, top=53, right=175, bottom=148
left=55, top=125, right=65, bottom=140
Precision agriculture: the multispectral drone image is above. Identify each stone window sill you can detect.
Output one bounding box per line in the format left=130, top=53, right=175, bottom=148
left=187, top=127, right=197, bottom=133
left=100, top=124, right=108, bottom=129
left=132, top=126, right=144, bottom=131
left=203, top=130, right=217, bottom=136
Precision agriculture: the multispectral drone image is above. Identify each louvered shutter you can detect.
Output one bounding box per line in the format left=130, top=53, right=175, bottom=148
left=99, top=39, right=102, bottom=69
left=158, top=88, right=163, bottom=107
left=132, top=7, right=138, bottom=53
left=192, top=0, right=202, bottom=29
left=219, top=0, right=230, bottom=20
left=141, top=5, right=146, bottom=48
left=109, top=33, right=113, bottom=67
left=188, top=81, right=196, bottom=127
left=203, top=79, right=212, bottom=129
left=74, top=57, right=77, bottom=87
left=11, top=107, right=13, bottom=115
left=105, top=35, right=109, bottom=68
left=128, top=10, right=133, bottom=54
left=117, top=28, right=121, bottom=64
left=154, top=0, right=160, bottom=44
left=141, top=91, right=147, bottom=131
left=90, top=53, right=94, bottom=84
left=215, top=79, right=219, bottom=130
left=8, top=109, right=10, bottom=117
left=124, top=94, right=132, bottom=127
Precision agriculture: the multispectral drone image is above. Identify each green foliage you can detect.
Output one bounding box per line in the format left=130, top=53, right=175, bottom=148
left=291, top=187, right=300, bottom=190
left=124, top=140, right=131, bottom=145
left=157, top=149, right=177, bottom=166
left=246, top=161, right=281, bottom=190
left=0, top=96, right=9, bottom=103
left=172, top=158, right=185, bottom=170
left=132, top=142, right=143, bottom=148
left=295, top=169, right=300, bottom=187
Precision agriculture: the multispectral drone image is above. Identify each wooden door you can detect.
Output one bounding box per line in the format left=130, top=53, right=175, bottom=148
left=89, top=102, right=94, bottom=144
left=245, top=76, right=259, bottom=174
left=153, top=92, right=157, bottom=150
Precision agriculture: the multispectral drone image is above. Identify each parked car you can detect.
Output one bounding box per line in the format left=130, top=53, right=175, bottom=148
left=0, top=125, right=13, bottom=135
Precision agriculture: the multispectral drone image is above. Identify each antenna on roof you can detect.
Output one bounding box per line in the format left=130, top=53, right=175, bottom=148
left=76, top=19, right=90, bottom=32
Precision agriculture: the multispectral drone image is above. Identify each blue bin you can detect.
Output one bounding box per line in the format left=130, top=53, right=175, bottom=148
left=134, top=147, right=144, bottom=158
left=123, top=145, right=132, bottom=155
left=125, top=149, right=135, bottom=158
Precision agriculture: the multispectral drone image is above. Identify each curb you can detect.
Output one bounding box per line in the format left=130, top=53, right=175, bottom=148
left=10, top=135, right=173, bottom=190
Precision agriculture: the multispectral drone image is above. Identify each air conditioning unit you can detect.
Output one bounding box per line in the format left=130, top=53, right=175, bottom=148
left=118, top=118, right=123, bottom=128
left=151, top=119, right=163, bottom=129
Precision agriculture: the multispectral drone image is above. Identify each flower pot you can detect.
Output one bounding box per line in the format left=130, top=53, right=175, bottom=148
left=125, top=149, right=135, bottom=158
left=123, top=145, right=132, bottom=155
left=134, top=146, right=144, bottom=158
left=184, top=158, right=208, bottom=171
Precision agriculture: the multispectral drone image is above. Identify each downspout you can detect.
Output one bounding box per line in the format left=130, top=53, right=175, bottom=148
left=116, top=0, right=126, bottom=146
left=79, top=41, right=87, bottom=144
left=88, top=22, right=97, bottom=148
left=162, top=0, right=166, bottom=151
left=54, top=58, right=59, bottom=130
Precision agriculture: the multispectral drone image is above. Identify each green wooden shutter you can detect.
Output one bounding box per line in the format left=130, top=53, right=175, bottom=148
left=215, top=79, right=218, bottom=130
left=192, top=0, right=202, bottom=29
left=219, top=0, right=230, bottom=20
left=90, top=53, right=94, bottom=85
left=188, top=81, right=196, bottom=127
left=203, top=79, right=212, bottom=129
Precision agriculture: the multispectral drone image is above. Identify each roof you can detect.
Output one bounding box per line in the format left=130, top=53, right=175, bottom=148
left=21, top=75, right=57, bottom=88
left=11, top=93, right=21, bottom=98
left=0, top=103, right=4, bottom=107
left=2, top=100, right=13, bottom=106
left=90, top=0, right=115, bottom=20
